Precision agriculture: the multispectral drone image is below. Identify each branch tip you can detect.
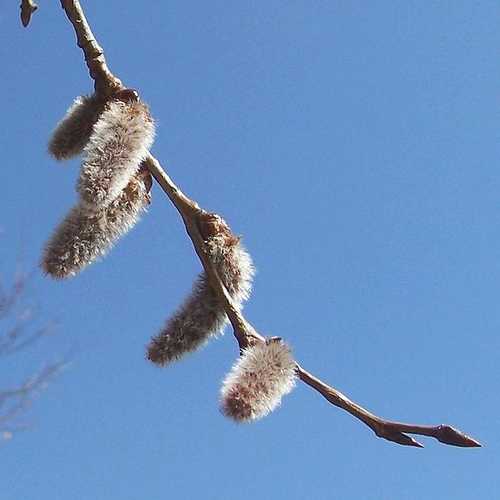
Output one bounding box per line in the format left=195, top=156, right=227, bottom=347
left=434, top=425, right=482, bottom=448
left=20, top=0, right=38, bottom=27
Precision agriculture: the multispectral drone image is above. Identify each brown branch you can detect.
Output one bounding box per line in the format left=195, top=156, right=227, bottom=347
left=145, top=155, right=261, bottom=349
left=297, top=366, right=480, bottom=448
left=31, top=0, right=480, bottom=448
left=20, top=0, right=37, bottom=27
left=59, top=0, right=122, bottom=96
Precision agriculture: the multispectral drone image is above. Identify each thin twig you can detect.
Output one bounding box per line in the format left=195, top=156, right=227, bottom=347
left=0, top=361, right=65, bottom=438
left=296, top=365, right=480, bottom=447
left=0, top=271, right=64, bottom=437
left=0, top=272, right=54, bottom=356
left=0, top=323, right=54, bottom=357
left=28, top=0, right=481, bottom=448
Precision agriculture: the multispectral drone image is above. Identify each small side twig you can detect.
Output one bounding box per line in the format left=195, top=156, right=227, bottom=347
left=296, top=365, right=480, bottom=448
left=23, top=0, right=481, bottom=448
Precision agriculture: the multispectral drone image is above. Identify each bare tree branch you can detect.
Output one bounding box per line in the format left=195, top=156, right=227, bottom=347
left=21, top=0, right=481, bottom=448
left=0, top=271, right=53, bottom=356
left=0, top=270, right=28, bottom=319
left=0, top=362, right=64, bottom=440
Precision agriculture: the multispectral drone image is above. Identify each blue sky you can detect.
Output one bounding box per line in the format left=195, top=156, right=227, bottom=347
left=1, top=1, right=499, bottom=498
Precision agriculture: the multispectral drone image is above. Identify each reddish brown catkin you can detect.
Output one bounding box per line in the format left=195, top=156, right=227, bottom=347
left=48, top=94, right=106, bottom=160
left=220, top=339, right=297, bottom=422
left=77, top=96, right=155, bottom=211
left=42, top=169, right=152, bottom=279
left=147, top=217, right=254, bottom=365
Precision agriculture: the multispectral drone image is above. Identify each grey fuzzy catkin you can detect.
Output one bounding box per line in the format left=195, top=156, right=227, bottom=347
left=220, top=340, right=297, bottom=422
left=77, top=99, right=155, bottom=211
left=42, top=172, right=150, bottom=279
left=147, top=228, right=254, bottom=366
left=48, top=95, right=106, bottom=160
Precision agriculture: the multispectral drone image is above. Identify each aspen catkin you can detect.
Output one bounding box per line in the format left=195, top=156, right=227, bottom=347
left=48, top=94, right=106, bottom=161
left=77, top=96, right=155, bottom=211
left=220, top=339, right=297, bottom=422
left=42, top=170, right=151, bottom=279
left=147, top=216, right=254, bottom=365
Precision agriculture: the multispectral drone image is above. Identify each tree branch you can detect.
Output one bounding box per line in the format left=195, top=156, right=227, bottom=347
left=0, top=271, right=65, bottom=439
left=0, top=361, right=64, bottom=439
left=27, top=0, right=480, bottom=448
left=59, top=0, right=122, bottom=95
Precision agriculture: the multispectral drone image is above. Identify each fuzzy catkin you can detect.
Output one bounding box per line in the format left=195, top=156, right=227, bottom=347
left=48, top=95, right=105, bottom=160
left=220, top=340, right=297, bottom=422
left=42, top=172, right=150, bottom=279
left=147, top=230, right=254, bottom=366
left=77, top=99, right=155, bottom=211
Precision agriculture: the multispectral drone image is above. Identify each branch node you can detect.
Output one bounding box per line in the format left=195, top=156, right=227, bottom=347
left=374, top=425, right=424, bottom=448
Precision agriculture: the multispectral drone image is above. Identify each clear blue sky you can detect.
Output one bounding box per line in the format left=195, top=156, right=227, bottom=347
left=1, top=1, right=498, bottom=498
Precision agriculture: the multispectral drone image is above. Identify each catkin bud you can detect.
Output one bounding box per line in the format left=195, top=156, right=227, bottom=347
left=147, top=217, right=254, bottom=366
left=48, top=95, right=106, bottom=160
left=42, top=170, right=151, bottom=279
left=220, top=339, right=297, bottom=422
left=77, top=98, right=155, bottom=211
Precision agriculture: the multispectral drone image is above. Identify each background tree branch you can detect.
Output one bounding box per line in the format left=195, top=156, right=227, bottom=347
left=0, top=271, right=65, bottom=440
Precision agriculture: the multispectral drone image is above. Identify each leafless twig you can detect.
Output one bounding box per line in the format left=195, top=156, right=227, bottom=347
left=19, top=0, right=481, bottom=448
left=0, top=272, right=65, bottom=439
